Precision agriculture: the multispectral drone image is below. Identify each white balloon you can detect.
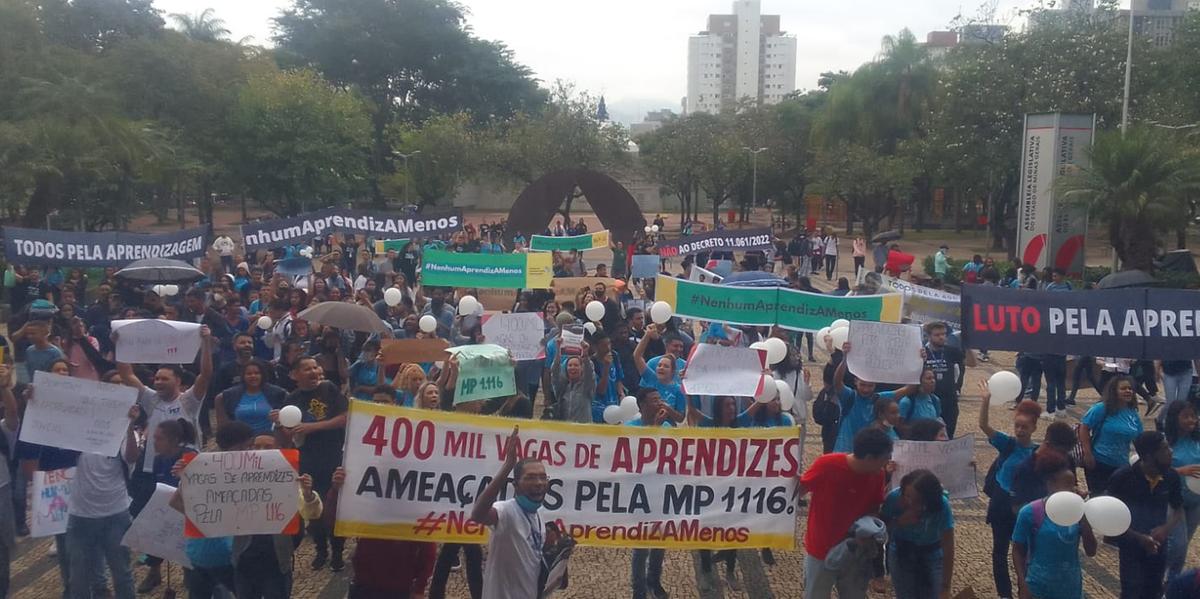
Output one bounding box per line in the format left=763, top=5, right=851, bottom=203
left=458, top=296, right=480, bottom=316
left=585, top=300, right=606, bottom=322
left=619, top=396, right=639, bottom=418
left=256, top=316, right=273, bottom=330
left=764, top=337, right=787, bottom=365
left=152, top=284, right=164, bottom=296
left=817, top=327, right=831, bottom=345
left=278, top=405, right=303, bottom=428
left=384, top=287, right=403, bottom=307
left=419, top=314, right=437, bottom=333
left=776, top=380, right=795, bottom=411
left=831, top=319, right=850, bottom=330
left=602, top=405, right=623, bottom=424
left=987, top=371, right=1023, bottom=403
left=649, top=301, right=673, bottom=325
left=1084, top=496, right=1132, bottom=537
left=651, top=225, right=660, bottom=233
left=830, top=326, right=850, bottom=350
left=1187, top=475, right=1200, bottom=495
left=164, top=284, right=179, bottom=296
left=755, top=375, right=778, bottom=403
left=644, top=225, right=652, bottom=234
left=1045, top=491, right=1086, bottom=527
left=583, top=322, right=597, bottom=335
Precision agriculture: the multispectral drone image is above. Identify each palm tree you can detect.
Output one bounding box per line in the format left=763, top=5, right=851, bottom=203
left=1060, top=128, right=1200, bottom=272
left=170, top=8, right=230, bottom=42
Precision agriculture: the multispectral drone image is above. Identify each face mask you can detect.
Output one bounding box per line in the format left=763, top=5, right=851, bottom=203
left=515, top=494, right=542, bottom=513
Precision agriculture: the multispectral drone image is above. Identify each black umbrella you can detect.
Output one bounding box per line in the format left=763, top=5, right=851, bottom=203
left=115, top=258, right=205, bottom=283
left=1096, top=269, right=1158, bottom=289
left=871, top=230, right=902, bottom=244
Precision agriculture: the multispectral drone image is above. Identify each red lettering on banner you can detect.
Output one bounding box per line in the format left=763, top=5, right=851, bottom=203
left=657, top=439, right=678, bottom=474
left=1020, top=306, right=1041, bottom=334
left=636, top=438, right=657, bottom=472
left=973, top=304, right=1042, bottom=334
left=361, top=416, right=388, bottom=456
left=446, top=510, right=485, bottom=536
left=611, top=438, right=633, bottom=473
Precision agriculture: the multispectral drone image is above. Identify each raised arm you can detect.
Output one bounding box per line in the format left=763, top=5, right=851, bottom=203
left=976, top=381, right=997, bottom=438
left=214, top=392, right=231, bottom=431
left=633, top=325, right=658, bottom=375
left=471, top=427, right=520, bottom=526
left=191, top=326, right=214, bottom=397
left=833, top=342, right=850, bottom=390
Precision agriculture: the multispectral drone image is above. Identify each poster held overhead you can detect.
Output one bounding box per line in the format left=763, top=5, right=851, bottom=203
left=111, top=319, right=202, bottom=364
left=21, top=371, right=138, bottom=456
left=845, top=321, right=924, bottom=384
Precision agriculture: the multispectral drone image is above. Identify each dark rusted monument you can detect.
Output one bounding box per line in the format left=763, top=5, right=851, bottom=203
left=504, top=169, right=647, bottom=243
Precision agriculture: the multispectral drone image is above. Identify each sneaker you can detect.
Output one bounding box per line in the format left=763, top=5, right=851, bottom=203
left=651, top=586, right=670, bottom=599
left=979, top=353, right=990, bottom=362
left=330, top=553, right=345, bottom=573
left=311, top=552, right=328, bottom=571
left=1005, top=401, right=1018, bottom=410
left=136, top=570, right=161, bottom=594
left=761, top=548, right=775, bottom=566
left=47, top=543, right=57, bottom=557
left=16, top=524, right=29, bottom=537
left=1040, top=411, right=1055, bottom=420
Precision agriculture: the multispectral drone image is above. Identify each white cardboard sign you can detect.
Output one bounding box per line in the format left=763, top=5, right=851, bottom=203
left=122, top=483, right=192, bottom=567
left=481, top=312, right=545, bottom=361
left=681, top=344, right=766, bottom=397
left=112, top=319, right=202, bottom=364
left=21, top=371, right=137, bottom=456
left=180, top=450, right=301, bottom=538
left=891, top=435, right=979, bottom=499
left=846, top=320, right=924, bottom=384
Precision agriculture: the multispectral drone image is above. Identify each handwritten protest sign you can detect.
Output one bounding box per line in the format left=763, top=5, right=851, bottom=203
left=551, top=277, right=616, bottom=305
left=336, top=403, right=801, bottom=549
left=22, top=371, right=137, bottom=456
left=481, top=313, right=545, bottom=361
left=446, top=345, right=516, bottom=404
left=179, top=450, right=301, bottom=538
left=560, top=329, right=584, bottom=355
left=31, top=468, right=73, bottom=538
left=380, top=338, right=450, bottom=365
left=631, top=255, right=660, bottom=279
left=891, top=435, right=978, bottom=499
left=689, top=265, right=724, bottom=285
left=478, top=288, right=517, bottom=312
left=846, top=321, right=924, bottom=384
left=121, top=483, right=191, bottom=567
left=681, top=345, right=766, bottom=397
left=111, top=319, right=202, bottom=364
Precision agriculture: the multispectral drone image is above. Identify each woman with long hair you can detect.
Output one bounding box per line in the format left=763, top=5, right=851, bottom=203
left=979, top=381, right=1043, bottom=599
left=392, top=364, right=428, bottom=407
left=1078, top=375, right=1143, bottom=495
left=1164, top=400, right=1200, bottom=579
left=880, top=469, right=955, bottom=599
left=214, top=360, right=287, bottom=435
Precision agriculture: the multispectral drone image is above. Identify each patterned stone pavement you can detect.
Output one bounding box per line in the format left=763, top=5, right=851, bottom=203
left=12, top=343, right=1182, bottom=599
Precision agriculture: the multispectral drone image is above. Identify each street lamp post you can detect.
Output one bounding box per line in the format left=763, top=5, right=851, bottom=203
left=1121, top=6, right=1135, bottom=135
left=394, top=151, right=421, bottom=205
left=743, top=147, right=768, bottom=226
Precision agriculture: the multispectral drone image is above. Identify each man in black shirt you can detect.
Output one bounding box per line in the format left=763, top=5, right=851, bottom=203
left=923, top=321, right=975, bottom=438
left=1108, top=431, right=1184, bottom=599
left=279, top=356, right=348, bottom=572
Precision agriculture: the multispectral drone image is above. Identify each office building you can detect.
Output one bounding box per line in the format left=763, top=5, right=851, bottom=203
left=685, top=0, right=797, bottom=114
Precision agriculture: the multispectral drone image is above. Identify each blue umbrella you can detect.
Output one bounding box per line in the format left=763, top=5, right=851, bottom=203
left=722, top=271, right=786, bottom=287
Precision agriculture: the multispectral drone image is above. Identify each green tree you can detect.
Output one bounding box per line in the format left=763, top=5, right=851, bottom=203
left=387, top=113, right=477, bottom=208
left=812, top=143, right=917, bottom=239
left=39, top=0, right=163, bottom=53
left=225, top=70, right=371, bottom=216
left=638, top=114, right=704, bottom=225
left=169, top=8, right=230, bottom=42
left=274, top=0, right=544, bottom=205
left=1060, top=128, right=1200, bottom=272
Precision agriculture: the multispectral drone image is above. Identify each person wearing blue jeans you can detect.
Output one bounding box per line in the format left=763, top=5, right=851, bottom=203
left=1017, top=353, right=1043, bottom=403
left=1165, top=400, right=1200, bottom=580
left=880, top=470, right=955, bottom=599
left=66, top=511, right=135, bottom=599
left=1160, top=360, right=1196, bottom=408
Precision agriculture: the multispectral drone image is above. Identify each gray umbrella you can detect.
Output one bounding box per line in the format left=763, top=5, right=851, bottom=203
left=1096, top=269, right=1158, bottom=289
left=298, top=302, right=391, bottom=334
left=871, top=230, right=902, bottom=243
left=114, top=258, right=204, bottom=283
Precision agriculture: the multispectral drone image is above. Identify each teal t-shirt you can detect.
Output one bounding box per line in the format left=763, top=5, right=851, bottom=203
left=1082, top=403, right=1143, bottom=468
left=880, top=487, right=954, bottom=546
left=898, top=393, right=942, bottom=422
left=990, top=431, right=1036, bottom=494
left=834, top=389, right=898, bottom=453
left=1172, top=435, right=1200, bottom=500
left=1011, top=501, right=1083, bottom=599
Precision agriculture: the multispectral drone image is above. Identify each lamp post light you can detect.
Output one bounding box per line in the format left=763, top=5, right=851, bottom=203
left=394, top=151, right=421, bottom=205
left=743, top=146, right=768, bottom=226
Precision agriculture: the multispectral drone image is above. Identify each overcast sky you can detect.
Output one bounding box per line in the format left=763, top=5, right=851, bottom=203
left=154, top=0, right=1062, bottom=124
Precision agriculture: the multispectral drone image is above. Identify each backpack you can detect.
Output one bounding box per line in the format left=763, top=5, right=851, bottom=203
left=1024, top=498, right=1048, bottom=563
left=812, top=388, right=841, bottom=428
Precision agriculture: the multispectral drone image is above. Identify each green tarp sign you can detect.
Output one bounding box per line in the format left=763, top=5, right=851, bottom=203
left=448, top=344, right=516, bottom=404
left=530, top=230, right=610, bottom=252
left=420, top=251, right=552, bottom=289
left=655, top=275, right=905, bottom=331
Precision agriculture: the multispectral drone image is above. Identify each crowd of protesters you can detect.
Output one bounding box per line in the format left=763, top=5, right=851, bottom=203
left=0, top=214, right=1195, bottom=599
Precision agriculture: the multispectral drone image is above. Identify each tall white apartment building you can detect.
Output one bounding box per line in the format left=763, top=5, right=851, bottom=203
left=686, top=0, right=797, bottom=114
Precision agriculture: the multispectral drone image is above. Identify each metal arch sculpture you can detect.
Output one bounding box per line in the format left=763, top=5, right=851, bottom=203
left=504, top=169, right=647, bottom=243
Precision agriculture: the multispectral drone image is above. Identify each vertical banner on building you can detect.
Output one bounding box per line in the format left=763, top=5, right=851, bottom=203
left=1016, top=113, right=1094, bottom=276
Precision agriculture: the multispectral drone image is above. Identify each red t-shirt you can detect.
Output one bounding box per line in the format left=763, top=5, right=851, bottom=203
left=800, top=453, right=886, bottom=559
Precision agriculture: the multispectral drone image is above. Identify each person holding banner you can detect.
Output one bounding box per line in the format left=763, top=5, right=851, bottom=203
left=469, top=426, right=551, bottom=599
left=799, top=427, right=893, bottom=599
left=978, top=382, right=1042, bottom=599
left=831, top=342, right=921, bottom=453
